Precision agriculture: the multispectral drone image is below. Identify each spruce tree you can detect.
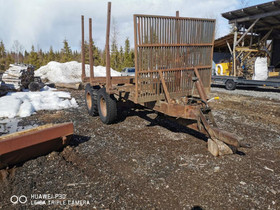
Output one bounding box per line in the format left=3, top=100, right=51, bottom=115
left=123, top=38, right=134, bottom=68
left=119, top=46, right=124, bottom=69
left=28, top=45, right=40, bottom=69
left=6, top=54, right=15, bottom=69
left=100, top=49, right=106, bottom=66
left=0, top=41, right=6, bottom=70
left=84, top=40, right=101, bottom=66
left=110, top=19, right=121, bottom=71
left=60, top=39, right=72, bottom=62
left=47, top=46, right=55, bottom=63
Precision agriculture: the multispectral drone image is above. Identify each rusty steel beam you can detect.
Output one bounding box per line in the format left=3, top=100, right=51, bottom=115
left=138, top=66, right=212, bottom=74
left=84, top=76, right=135, bottom=84
left=175, top=10, right=181, bottom=92
left=197, top=110, right=240, bottom=147
left=0, top=122, right=74, bottom=169
left=158, top=69, right=171, bottom=103
left=89, top=18, right=94, bottom=82
left=134, top=14, right=215, bottom=22
left=194, top=67, right=208, bottom=102
left=138, top=43, right=213, bottom=47
left=81, top=15, right=85, bottom=81
left=133, top=14, right=139, bottom=103
left=105, top=2, right=112, bottom=92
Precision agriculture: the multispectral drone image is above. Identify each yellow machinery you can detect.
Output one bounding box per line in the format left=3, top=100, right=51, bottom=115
left=215, top=62, right=232, bottom=76
left=268, top=72, right=279, bottom=77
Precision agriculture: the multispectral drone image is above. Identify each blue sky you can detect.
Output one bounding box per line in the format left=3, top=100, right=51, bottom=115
left=0, top=0, right=273, bottom=52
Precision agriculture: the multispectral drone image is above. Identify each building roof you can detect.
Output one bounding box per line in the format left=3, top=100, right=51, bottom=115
left=214, top=33, right=254, bottom=52
left=222, top=1, right=280, bottom=36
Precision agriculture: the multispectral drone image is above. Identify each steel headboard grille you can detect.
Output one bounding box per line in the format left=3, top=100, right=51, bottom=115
left=133, top=15, right=215, bottom=103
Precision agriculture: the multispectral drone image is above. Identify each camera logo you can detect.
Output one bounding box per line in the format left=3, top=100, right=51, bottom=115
left=10, top=195, right=28, bottom=204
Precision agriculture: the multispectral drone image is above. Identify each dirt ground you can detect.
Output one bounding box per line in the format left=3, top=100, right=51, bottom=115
left=0, top=87, right=279, bottom=209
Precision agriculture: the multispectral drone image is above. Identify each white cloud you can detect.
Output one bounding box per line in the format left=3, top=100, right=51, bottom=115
left=0, top=0, right=242, bottom=52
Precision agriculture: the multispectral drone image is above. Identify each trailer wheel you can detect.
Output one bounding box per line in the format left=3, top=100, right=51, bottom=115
left=225, top=80, right=236, bottom=90
left=97, top=88, right=117, bottom=124
left=28, top=82, right=40, bottom=91
left=85, top=84, right=99, bottom=116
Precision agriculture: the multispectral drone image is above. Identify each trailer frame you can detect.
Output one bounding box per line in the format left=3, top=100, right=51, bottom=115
left=81, top=2, right=249, bottom=156
left=212, top=75, right=280, bottom=90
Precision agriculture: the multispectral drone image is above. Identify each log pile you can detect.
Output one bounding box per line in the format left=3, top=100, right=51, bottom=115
left=1, top=64, right=34, bottom=90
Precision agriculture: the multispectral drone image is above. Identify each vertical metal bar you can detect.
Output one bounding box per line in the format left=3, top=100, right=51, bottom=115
left=137, top=21, right=142, bottom=76
left=105, top=2, right=112, bottom=92
left=81, top=15, right=85, bottom=81
left=233, top=22, right=238, bottom=76
left=89, top=18, right=94, bottom=83
left=176, top=11, right=179, bottom=43
left=134, top=15, right=139, bottom=102
left=175, top=11, right=180, bottom=91
left=158, top=69, right=171, bottom=103
left=194, top=67, right=207, bottom=101
left=141, top=17, right=143, bottom=44
left=138, top=22, right=141, bottom=45
left=208, top=19, right=215, bottom=91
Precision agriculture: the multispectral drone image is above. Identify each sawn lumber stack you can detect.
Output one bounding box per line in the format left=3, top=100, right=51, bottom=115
left=2, top=64, right=34, bottom=90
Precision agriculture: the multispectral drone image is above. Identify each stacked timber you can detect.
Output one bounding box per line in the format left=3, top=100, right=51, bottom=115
left=2, top=64, right=34, bottom=90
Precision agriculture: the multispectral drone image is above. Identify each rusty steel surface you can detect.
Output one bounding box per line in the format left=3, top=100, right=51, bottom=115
left=83, top=76, right=134, bottom=85
left=194, top=67, right=207, bottom=102
left=0, top=122, right=74, bottom=169
left=79, top=3, right=246, bottom=155
left=133, top=14, right=215, bottom=103
left=89, top=18, right=94, bottom=82
left=197, top=109, right=241, bottom=147
left=81, top=15, right=85, bottom=81
left=105, top=2, right=112, bottom=92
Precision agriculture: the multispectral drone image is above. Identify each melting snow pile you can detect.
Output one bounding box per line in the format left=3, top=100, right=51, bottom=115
left=0, top=86, right=78, bottom=118
left=35, top=61, right=121, bottom=83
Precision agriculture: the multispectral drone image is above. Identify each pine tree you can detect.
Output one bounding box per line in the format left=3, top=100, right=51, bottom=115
left=0, top=41, right=6, bottom=70
left=23, top=50, right=29, bottom=64
left=6, top=54, right=14, bottom=70
left=60, top=39, right=72, bottom=62
left=37, top=48, right=44, bottom=66
left=119, top=46, right=124, bottom=69
left=123, top=38, right=134, bottom=68
left=100, top=49, right=106, bottom=66
left=84, top=40, right=101, bottom=66
left=47, top=46, right=55, bottom=63
left=28, top=45, right=40, bottom=69
left=110, top=19, right=121, bottom=71
left=111, top=41, right=120, bottom=71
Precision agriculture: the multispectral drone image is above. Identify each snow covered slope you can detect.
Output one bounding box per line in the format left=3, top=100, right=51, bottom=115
left=0, top=86, right=78, bottom=118
left=35, top=61, right=121, bottom=83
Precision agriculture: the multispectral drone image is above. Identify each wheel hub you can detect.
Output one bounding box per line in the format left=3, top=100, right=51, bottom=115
left=86, top=92, right=92, bottom=109
left=100, top=97, right=107, bottom=117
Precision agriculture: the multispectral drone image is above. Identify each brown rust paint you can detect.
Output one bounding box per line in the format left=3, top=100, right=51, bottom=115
left=0, top=122, right=74, bottom=169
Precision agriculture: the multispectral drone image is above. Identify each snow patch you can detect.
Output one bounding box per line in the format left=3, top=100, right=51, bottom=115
left=18, top=100, right=35, bottom=117
left=35, top=61, right=121, bottom=83
left=0, top=86, right=78, bottom=119
left=0, top=96, right=22, bottom=118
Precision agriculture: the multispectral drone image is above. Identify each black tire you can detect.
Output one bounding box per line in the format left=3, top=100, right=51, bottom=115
left=85, top=83, right=99, bottom=116
left=97, top=88, right=117, bottom=124
left=28, top=82, right=40, bottom=91
left=225, top=80, right=236, bottom=90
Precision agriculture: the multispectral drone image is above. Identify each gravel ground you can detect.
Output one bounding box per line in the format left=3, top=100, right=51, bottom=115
left=0, top=86, right=279, bottom=209
left=211, top=86, right=280, bottom=101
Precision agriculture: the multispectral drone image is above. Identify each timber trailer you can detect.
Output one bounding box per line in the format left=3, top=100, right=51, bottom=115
left=81, top=2, right=249, bottom=156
